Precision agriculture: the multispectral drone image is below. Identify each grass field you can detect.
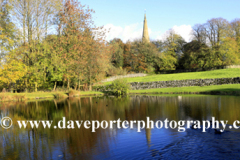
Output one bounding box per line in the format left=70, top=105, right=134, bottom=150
left=129, top=84, right=240, bottom=94
left=104, top=68, right=240, bottom=85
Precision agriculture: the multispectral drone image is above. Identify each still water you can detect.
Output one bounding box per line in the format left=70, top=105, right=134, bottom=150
left=1, top=95, right=240, bottom=159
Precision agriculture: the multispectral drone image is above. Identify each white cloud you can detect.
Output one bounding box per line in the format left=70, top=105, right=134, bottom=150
left=172, top=25, right=193, bottom=42
left=156, top=25, right=193, bottom=42
left=103, top=23, right=144, bottom=42
left=103, top=23, right=193, bottom=43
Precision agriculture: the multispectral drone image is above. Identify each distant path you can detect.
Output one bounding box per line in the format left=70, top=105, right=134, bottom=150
left=101, top=73, right=147, bottom=82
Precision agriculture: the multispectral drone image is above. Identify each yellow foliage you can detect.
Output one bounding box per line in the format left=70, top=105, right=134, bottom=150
left=220, top=37, right=240, bottom=65
left=0, top=57, right=27, bottom=84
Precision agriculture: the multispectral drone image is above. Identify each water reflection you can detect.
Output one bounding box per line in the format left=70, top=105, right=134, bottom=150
left=0, top=95, right=240, bottom=159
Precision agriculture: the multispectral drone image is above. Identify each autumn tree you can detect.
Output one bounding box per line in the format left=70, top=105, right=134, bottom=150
left=128, top=39, right=159, bottom=73
left=0, top=0, right=17, bottom=61
left=0, top=53, right=27, bottom=92
left=230, top=19, right=240, bottom=53
left=219, top=37, right=240, bottom=65
left=109, top=38, right=124, bottom=68
left=122, top=41, right=132, bottom=71
left=192, top=24, right=207, bottom=44
left=9, top=0, right=61, bottom=43
left=56, top=0, right=110, bottom=90
left=204, top=18, right=230, bottom=48
left=85, top=36, right=111, bottom=90
left=189, top=18, right=240, bottom=68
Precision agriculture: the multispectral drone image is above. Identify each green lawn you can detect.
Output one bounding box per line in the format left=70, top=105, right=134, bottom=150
left=130, top=84, right=240, bottom=94
left=104, top=68, right=240, bottom=85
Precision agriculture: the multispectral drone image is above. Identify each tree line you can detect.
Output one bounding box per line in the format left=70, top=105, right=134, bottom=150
left=0, top=0, right=240, bottom=92
left=0, top=0, right=111, bottom=92
left=110, top=18, right=240, bottom=74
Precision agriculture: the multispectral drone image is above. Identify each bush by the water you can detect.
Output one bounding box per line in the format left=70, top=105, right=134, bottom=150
left=68, top=89, right=80, bottom=97
left=110, top=79, right=130, bottom=95
left=53, top=92, right=67, bottom=99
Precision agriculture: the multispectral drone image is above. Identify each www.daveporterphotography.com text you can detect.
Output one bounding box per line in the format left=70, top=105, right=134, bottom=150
left=2, top=117, right=238, bottom=133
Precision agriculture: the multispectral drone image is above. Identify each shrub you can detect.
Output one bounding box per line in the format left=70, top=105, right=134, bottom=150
left=110, top=79, right=131, bottom=95
left=146, top=65, right=156, bottom=74
left=107, top=67, right=128, bottom=76
left=68, top=89, right=80, bottom=97
left=54, top=92, right=67, bottom=98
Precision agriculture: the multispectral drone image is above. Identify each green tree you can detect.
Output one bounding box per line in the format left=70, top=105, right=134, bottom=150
left=109, top=38, right=124, bottom=68
left=163, top=29, right=186, bottom=59
left=180, top=40, right=211, bottom=69
left=0, top=0, right=17, bottom=61
left=129, top=39, right=159, bottom=73
left=157, top=29, right=185, bottom=70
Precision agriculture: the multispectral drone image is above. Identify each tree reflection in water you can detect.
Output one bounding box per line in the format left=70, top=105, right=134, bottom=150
left=0, top=95, right=240, bottom=159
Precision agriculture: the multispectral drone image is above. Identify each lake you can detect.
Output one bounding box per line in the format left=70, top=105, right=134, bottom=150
left=1, top=95, right=240, bottom=159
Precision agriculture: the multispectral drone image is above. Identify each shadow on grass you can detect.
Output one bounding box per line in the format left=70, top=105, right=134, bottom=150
left=200, top=88, right=240, bottom=96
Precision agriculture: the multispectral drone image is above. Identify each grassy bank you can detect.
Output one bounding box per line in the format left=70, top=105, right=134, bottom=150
left=0, top=91, right=104, bottom=101
left=129, top=84, right=240, bottom=95
left=1, top=83, right=240, bottom=102
left=103, top=68, right=240, bottom=85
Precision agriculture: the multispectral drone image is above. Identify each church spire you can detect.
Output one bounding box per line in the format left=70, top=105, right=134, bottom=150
left=142, top=12, right=150, bottom=43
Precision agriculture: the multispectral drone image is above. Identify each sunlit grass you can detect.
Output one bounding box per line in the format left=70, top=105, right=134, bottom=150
left=130, top=84, right=240, bottom=94
left=103, top=68, right=240, bottom=85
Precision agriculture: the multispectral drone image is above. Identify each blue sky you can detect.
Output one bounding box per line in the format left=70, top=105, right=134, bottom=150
left=79, top=0, right=240, bottom=42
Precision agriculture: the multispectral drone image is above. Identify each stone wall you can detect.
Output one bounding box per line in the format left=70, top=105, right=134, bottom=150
left=157, top=65, right=240, bottom=74
left=100, top=73, right=147, bottom=83
left=95, top=77, right=240, bottom=91
left=224, top=65, right=240, bottom=69
left=130, top=77, right=240, bottom=90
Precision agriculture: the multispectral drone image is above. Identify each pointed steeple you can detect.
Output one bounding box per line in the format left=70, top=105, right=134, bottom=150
left=142, top=13, right=150, bottom=43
